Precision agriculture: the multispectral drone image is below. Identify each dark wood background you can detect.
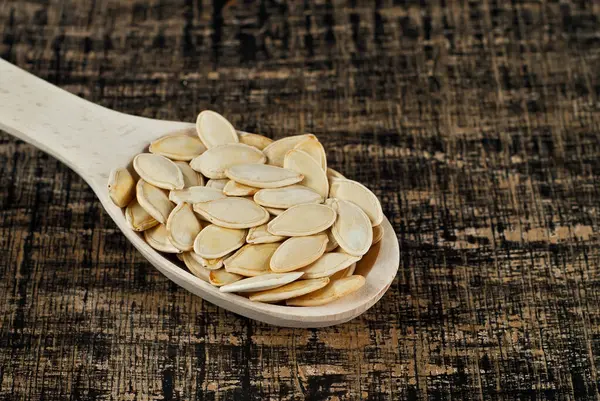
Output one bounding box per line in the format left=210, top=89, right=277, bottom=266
left=1, top=0, right=600, bottom=400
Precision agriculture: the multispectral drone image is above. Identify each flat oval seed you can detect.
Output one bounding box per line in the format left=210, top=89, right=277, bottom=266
left=298, top=252, right=361, bottom=279
left=270, top=234, right=328, bottom=272
left=220, top=272, right=304, bottom=293
left=190, top=143, right=266, bottom=179
left=136, top=179, right=174, bottom=224
left=286, top=275, right=366, bottom=306
left=249, top=278, right=330, bottom=302
left=108, top=168, right=136, bottom=207
left=167, top=203, right=202, bottom=251
left=196, top=110, right=239, bottom=149
left=263, top=134, right=315, bottom=166
left=247, top=223, right=286, bottom=244
left=284, top=149, right=329, bottom=198
left=144, top=224, right=181, bottom=253
left=187, top=251, right=229, bottom=270
left=237, top=131, right=273, bottom=150
left=223, top=180, right=259, bottom=196
left=149, top=131, right=207, bottom=161
left=294, top=136, right=327, bottom=171
left=330, top=262, right=357, bottom=280
left=193, top=197, right=269, bottom=229
left=267, top=204, right=336, bottom=236
left=205, top=179, right=228, bottom=190
left=325, top=229, right=339, bottom=252
left=327, top=168, right=346, bottom=180
left=182, top=252, right=210, bottom=282
left=331, top=199, right=373, bottom=256
left=125, top=199, right=159, bottom=231
left=329, top=178, right=383, bottom=226
left=193, top=224, right=247, bottom=259
left=264, top=207, right=285, bottom=216
left=225, top=164, right=303, bottom=189
left=174, top=161, right=204, bottom=187
left=372, top=224, right=384, bottom=245
left=169, top=186, right=226, bottom=204
left=224, top=243, right=281, bottom=277
left=209, top=269, right=243, bottom=287
left=133, top=153, right=184, bottom=190
left=253, top=185, right=323, bottom=209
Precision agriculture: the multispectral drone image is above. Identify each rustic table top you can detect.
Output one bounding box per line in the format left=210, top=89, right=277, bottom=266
left=1, top=1, right=599, bottom=400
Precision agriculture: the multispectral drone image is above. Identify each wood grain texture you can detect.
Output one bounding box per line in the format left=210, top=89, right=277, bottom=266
left=1, top=0, right=600, bottom=399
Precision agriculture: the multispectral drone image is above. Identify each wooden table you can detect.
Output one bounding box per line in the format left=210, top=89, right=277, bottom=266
left=1, top=1, right=599, bottom=400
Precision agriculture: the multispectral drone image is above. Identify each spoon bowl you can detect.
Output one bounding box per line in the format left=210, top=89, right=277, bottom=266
left=0, top=59, right=399, bottom=327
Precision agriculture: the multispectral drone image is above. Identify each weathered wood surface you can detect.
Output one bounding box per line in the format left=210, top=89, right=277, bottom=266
left=1, top=0, right=600, bottom=399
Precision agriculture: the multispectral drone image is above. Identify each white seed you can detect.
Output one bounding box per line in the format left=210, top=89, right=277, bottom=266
left=136, top=179, right=174, bottom=224
left=181, top=252, right=210, bottom=282
left=264, top=206, right=285, bottom=216
left=166, top=203, right=202, bottom=251
left=219, top=272, right=304, bottom=293
left=186, top=251, right=229, bottom=270
left=237, top=131, right=273, bottom=150
left=270, top=234, right=328, bottom=272
left=133, top=153, right=184, bottom=190
left=372, top=224, right=384, bottom=245
left=267, top=204, right=336, bottom=236
left=298, top=252, right=361, bottom=279
left=196, top=110, right=239, bottom=149
left=205, top=179, right=228, bottom=190
left=329, top=178, right=383, bottom=226
left=149, top=130, right=207, bottom=161
left=174, top=161, right=204, bottom=187
left=144, top=224, right=181, bottom=253
left=224, top=243, right=280, bottom=277
left=209, top=269, right=243, bottom=287
left=330, top=262, right=357, bottom=280
left=286, top=275, right=366, bottom=306
left=169, top=186, right=226, bottom=204
left=193, top=224, right=247, bottom=259
left=327, top=168, right=345, bottom=180
left=246, top=223, right=286, bottom=244
left=193, top=197, right=269, bottom=229
left=249, top=278, right=330, bottom=302
left=108, top=168, right=136, bottom=207
left=330, top=199, right=372, bottom=256
left=325, top=229, right=338, bottom=252
left=223, top=180, right=260, bottom=196
left=294, top=136, right=327, bottom=171
left=224, top=164, right=303, bottom=189
left=253, top=185, right=323, bottom=209
left=189, top=143, right=266, bottom=179
left=125, top=199, right=159, bottom=231
left=284, top=149, right=329, bottom=198
left=263, top=134, right=315, bottom=166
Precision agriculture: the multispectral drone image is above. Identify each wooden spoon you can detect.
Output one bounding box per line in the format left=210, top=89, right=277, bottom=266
left=0, top=59, right=400, bottom=327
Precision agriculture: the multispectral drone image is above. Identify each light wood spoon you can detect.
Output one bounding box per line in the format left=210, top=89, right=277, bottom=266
left=0, top=59, right=399, bottom=327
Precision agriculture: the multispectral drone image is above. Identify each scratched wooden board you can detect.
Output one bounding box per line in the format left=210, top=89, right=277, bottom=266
left=1, top=0, right=600, bottom=400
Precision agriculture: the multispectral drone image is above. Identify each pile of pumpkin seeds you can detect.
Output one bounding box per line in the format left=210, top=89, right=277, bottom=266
left=108, top=110, right=384, bottom=306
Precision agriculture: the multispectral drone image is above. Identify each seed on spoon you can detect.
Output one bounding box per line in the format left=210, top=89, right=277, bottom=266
left=326, top=167, right=345, bottom=180
left=286, top=275, right=366, bottom=306
left=209, top=269, right=243, bottom=287
left=144, top=224, right=181, bottom=253
left=249, top=278, right=330, bottom=302
left=325, top=229, right=338, bottom=252
left=196, top=110, right=239, bottom=149
left=149, top=130, right=207, bottom=161
left=237, top=131, right=273, bottom=150
left=331, top=262, right=357, bottom=280
left=133, top=153, right=185, bottom=190
left=246, top=223, right=286, bottom=244
left=185, top=251, right=229, bottom=270
left=205, top=179, right=228, bottom=190
left=372, top=224, right=384, bottom=245
left=174, top=161, right=204, bottom=187
left=297, top=252, right=361, bottom=279
left=193, top=197, right=269, bottom=229
left=253, top=185, right=323, bottom=209
left=284, top=149, right=329, bottom=198
left=125, top=199, right=159, bottom=231
left=190, top=143, right=265, bottom=179
left=263, top=134, right=316, bottom=166
left=270, top=234, right=328, bottom=272
left=181, top=251, right=211, bottom=282
left=219, top=272, right=304, bottom=293
left=166, top=203, right=202, bottom=251
left=330, top=199, right=372, bottom=256
left=224, top=164, right=303, bottom=189
left=329, top=178, right=383, bottom=227
left=193, top=224, right=247, bottom=259
left=108, top=167, right=136, bottom=207
left=136, top=179, right=174, bottom=224
left=223, top=180, right=259, bottom=196
left=294, top=136, right=327, bottom=171
left=264, top=206, right=285, bottom=216
left=224, top=243, right=280, bottom=277
left=169, top=186, right=226, bottom=204
left=267, top=204, right=336, bottom=236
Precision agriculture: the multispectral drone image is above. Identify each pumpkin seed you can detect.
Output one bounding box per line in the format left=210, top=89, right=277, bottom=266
left=294, top=136, right=327, bottom=171
left=327, top=168, right=345, bottom=180
left=125, top=199, right=159, bottom=231
left=193, top=197, right=269, bottom=229
left=193, top=224, right=247, bottom=259
left=330, top=262, right=357, bottom=280
left=133, top=153, right=184, bottom=190
left=249, top=278, right=330, bottom=302
left=209, top=269, right=243, bottom=287
left=186, top=251, right=229, bottom=270
left=330, top=199, right=372, bottom=256
left=190, top=143, right=266, bottom=179
left=181, top=251, right=210, bottom=282
left=174, top=161, right=204, bottom=187
left=223, top=180, right=259, bottom=196
left=263, top=134, right=315, bottom=166
left=329, top=178, right=383, bottom=226
left=283, top=149, right=329, bottom=198
left=224, top=164, right=303, bottom=189
left=196, top=110, right=239, bottom=149
left=169, top=186, right=226, bottom=204
left=325, top=229, right=338, bottom=252
left=149, top=131, right=207, bottom=161
left=136, top=179, right=174, bottom=224
left=166, top=203, right=202, bottom=251
left=267, top=204, right=336, bottom=236
left=247, top=223, right=286, bottom=244
left=144, top=224, right=181, bottom=253
left=108, top=167, right=136, bottom=207
left=264, top=206, right=285, bottom=216
left=286, top=275, right=366, bottom=306
left=237, top=131, right=273, bottom=150
left=220, top=272, right=304, bottom=293
left=372, top=224, right=384, bottom=245
left=270, top=234, right=328, bottom=272
left=253, top=185, right=323, bottom=209
left=298, top=252, right=360, bottom=279
left=205, top=179, right=228, bottom=190
left=224, top=243, right=280, bottom=277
